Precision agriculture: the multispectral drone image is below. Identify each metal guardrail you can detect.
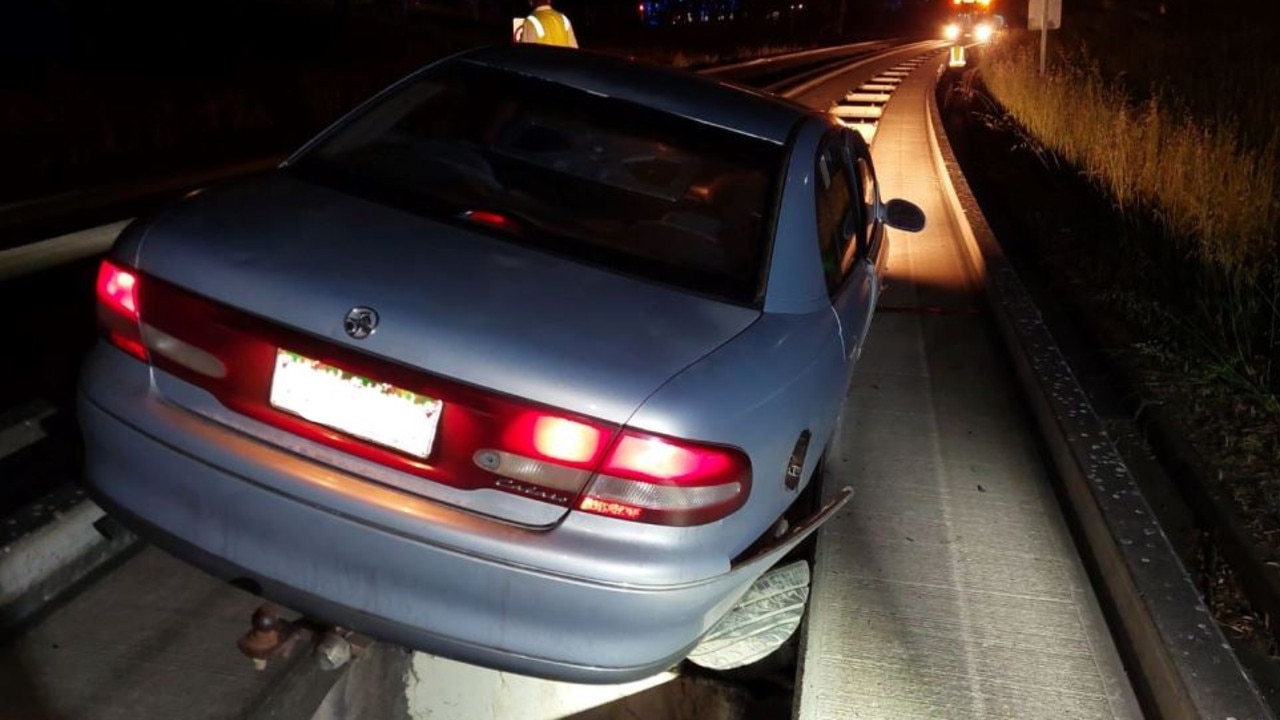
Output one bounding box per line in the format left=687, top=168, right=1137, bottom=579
left=0, top=156, right=284, bottom=247
left=0, top=156, right=284, bottom=281
left=924, top=63, right=1273, bottom=720
left=696, top=38, right=889, bottom=74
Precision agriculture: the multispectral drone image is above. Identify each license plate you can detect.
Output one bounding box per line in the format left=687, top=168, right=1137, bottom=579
left=268, top=349, right=442, bottom=459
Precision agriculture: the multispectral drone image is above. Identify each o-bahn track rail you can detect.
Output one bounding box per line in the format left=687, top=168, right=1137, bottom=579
left=699, top=38, right=895, bottom=93
left=0, top=40, right=1273, bottom=720
left=922, top=64, right=1272, bottom=719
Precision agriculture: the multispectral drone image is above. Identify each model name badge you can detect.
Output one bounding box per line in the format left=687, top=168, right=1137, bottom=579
left=494, top=477, right=570, bottom=506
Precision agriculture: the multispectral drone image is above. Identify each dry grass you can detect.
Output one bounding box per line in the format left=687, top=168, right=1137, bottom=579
left=975, top=30, right=1280, bottom=399
left=979, top=34, right=1280, bottom=280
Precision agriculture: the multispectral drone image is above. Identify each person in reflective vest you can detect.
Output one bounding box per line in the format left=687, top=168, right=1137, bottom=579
left=518, top=0, right=578, bottom=48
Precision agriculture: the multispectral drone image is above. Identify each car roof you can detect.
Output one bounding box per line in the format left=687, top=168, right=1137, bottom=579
left=448, top=44, right=814, bottom=146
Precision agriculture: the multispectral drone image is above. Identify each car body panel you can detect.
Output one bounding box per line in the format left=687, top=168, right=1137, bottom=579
left=625, top=309, right=846, bottom=556
left=133, top=174, right=761, bottom=432
left=85, top=348, right=740, bottom=587
left=79, top=345, right=850, bottom=683
left=832, top=263, right=878, bottom=364
left=758, top=118, right=832, bottom=315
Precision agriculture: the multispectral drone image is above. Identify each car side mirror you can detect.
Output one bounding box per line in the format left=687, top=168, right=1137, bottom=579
left=883, top=198, right=925, bottom=233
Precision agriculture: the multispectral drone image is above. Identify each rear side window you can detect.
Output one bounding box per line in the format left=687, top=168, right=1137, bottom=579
left=291, top=61, right=784, bottom=305
left=848, top=130, right=879, bottom=259
left=814, top=137, right=859, bottom=294
left=855, top=156, right=878, bottom=258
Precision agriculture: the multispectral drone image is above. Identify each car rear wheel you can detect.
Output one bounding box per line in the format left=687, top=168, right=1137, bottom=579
left=682, top=441, right=834, bottom=681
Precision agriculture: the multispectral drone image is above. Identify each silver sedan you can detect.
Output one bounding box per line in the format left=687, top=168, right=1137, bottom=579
left=78, top=44, right=924, bottom=683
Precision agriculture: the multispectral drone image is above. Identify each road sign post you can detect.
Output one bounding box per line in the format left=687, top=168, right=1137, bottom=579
left=1028, top=0, right=1062, bottom=75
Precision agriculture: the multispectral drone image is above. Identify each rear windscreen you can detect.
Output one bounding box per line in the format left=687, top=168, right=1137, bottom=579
left=290, top=61, right=785, bottom=305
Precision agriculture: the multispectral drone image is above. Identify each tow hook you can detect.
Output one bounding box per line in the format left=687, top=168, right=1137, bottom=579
left=237, top=603, right=358, bottom=671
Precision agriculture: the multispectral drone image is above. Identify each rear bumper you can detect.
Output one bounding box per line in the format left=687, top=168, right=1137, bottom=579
left=87, top=481, right=698, bottom=683
left=77, top=344, right=780, bottom=683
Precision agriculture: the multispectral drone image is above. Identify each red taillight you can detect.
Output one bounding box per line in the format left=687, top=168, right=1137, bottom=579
left=487, top=417, right=749, bottom=525
left=533, top=416, right=604, bottom=464
left=603, top=434, right=734, bottom=482
left=503, top=412, right=608, bottom=468
left=578, top=431, right=751, bottom=526
left=95, top=259, right=148, bottom=361
left=97, top=261, right=139, bottom=317
left=473, top=412, right=610, bottom=504
left=461, top=210, right=521, bottom=234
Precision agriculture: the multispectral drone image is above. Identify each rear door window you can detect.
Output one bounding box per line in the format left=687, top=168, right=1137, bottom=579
left=814, top=134, right=861, bottom=295
left=848, top=131, right=881, bottom=264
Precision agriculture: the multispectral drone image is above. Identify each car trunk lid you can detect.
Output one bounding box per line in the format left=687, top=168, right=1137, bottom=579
left=125, top=174, right=760, bottom=525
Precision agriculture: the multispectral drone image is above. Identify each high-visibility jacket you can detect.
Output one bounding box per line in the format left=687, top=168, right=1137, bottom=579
left=520, top=6, right=578, bottom=48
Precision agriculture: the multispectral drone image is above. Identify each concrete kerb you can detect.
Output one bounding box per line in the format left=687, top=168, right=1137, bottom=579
left=0, top=498, right=137, bottom=634
left=922, top=62, right=1273, bottom=720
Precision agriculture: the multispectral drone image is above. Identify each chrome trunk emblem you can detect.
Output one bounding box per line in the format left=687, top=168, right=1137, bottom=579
left=343, top=307, right=379, bottom=339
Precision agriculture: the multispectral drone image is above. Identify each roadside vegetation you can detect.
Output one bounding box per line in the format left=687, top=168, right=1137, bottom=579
left=979, top=17, right=1279, bottom=401
left=969, top=0, right=1280, bottom=651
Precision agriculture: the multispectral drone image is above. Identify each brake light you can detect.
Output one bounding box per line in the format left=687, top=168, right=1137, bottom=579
left=503, top=412, right=608, bottom=467
left=474, top=412, right=611, bottom=503
left=95, top=260, right=147, bottom=361
left=461, top=210, right=521, bottom=234
left=481, top=418, right=750, bottom=524
left=578, top=431, right=751, bottom=526
left=604, top=435, right=732, bottom=481
left=98, top=261, right=138, bottom=316
left=533, top=416, right=603, bottom=464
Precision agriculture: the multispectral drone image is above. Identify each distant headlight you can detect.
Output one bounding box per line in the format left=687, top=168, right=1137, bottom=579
left=974, top=23, right=993, bottom=42
left=944, top=23, right=960, bottom=40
